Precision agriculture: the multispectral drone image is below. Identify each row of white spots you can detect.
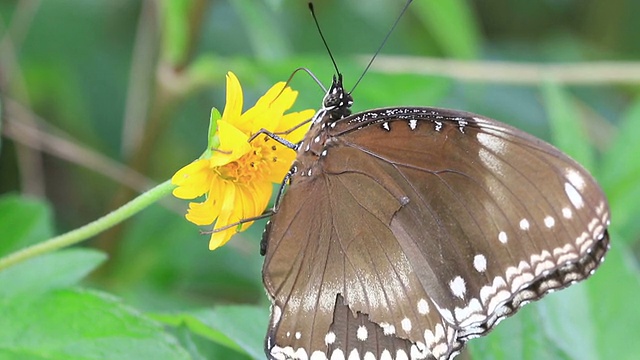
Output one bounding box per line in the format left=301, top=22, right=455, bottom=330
left=447, top=210, right=608, bottom=331
left=272, top=347, right=413, bottom=360
left=314, top=322, right=458, bottom=360
left=496, top=213, right=558, bottom=244
left=377, top=118, right=471, bottom=133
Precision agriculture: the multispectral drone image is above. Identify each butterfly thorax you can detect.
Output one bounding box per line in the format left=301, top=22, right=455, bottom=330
left=294, top=74, right=353, bottom=178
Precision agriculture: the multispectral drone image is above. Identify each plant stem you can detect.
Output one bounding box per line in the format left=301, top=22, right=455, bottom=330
left=0, top=179, right=176, bottom=272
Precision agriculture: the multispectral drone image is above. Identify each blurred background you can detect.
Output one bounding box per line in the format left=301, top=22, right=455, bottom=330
left=1, top=0, right=639, bottom=359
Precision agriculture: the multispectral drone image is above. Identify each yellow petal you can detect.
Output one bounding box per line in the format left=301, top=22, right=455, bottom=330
left=264, top=147, right=296, bottom=183
left=209, top=120, right=251, bottom=167
left=184, top=176, right=224, bottom=225
left=186, top=197, right=217, bottom=225
left=278, top=109, right=315, bottom=142
left=221, top=72, right=243, bottom=125
left=241, top=84, right=298, bottom=132
left=171, top=159, right=212, bottom=199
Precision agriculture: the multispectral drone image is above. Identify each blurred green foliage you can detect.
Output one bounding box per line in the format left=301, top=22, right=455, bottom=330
left=1, top=0, right=639, bottom=359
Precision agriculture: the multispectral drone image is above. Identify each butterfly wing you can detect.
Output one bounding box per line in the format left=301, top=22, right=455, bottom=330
left=262, top=107, right=610, bottom=360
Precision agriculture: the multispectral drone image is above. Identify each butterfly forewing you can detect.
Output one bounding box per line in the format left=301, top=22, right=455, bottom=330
left=263, top=100, right=609, bottom=360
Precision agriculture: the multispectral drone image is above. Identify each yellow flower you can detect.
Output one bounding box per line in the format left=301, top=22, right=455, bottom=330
left=172, top=72, right=315, bottom=250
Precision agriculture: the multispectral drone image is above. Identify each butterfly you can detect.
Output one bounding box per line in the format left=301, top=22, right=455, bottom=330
left=259, top=73, right=610, bottom=360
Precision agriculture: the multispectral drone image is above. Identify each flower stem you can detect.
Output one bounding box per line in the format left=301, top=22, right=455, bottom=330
left=0, top=179, right=176, bottom=272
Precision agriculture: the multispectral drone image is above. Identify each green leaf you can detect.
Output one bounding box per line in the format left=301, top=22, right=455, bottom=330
left=0, top=248, right=106, bottom=302
left=411, top=0, right=481, bottom=59
left=541, top=81, right=595, bottom=171
left=232, top=0, right=290, bottom=60
left=0, top=194, right=53, bottom=256
left=599, top=98, right=640, bottom=244
left=586, top=239, right=640, bottom=360
left=161, top=0, right=192, bottom=65
left=0, top=288, right=190, bottom=360
left=154, top=305, right=269, bottom=360
left=204, top=107, right=222, bottom=158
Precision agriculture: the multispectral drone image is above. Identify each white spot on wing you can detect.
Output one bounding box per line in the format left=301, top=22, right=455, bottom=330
left=382, top=122, right=390, bottom=131
left=409, top=119, right=418, bottom=130
left=311, top=350, right=327, bottom=360
left=380, top=322, right=396, bottom=335
left=566, top=168, right=586, bottom=191
left=295, top=331, right=301, bottom=340
left=364, top=352, right=375, bottom=360
left=417, top=298, right=430, bottom=315
left=325, top=331, right=336, bottom=345
left=401, top=317, right=412, bottom=332
left=396, top=349, right=409, bottom=360
left=565, top=182, right=584, bottom=209
left=348, top=349, right=359, bottom=360
left=449, top=276, right=467, bottom=299
left=356, top=325, right=368, bottom=341
left=519, top=218, right=530, bottom=230
left=380, top=349, right=393, bottom=360
left=330, top=349, right=344, bottom=360
left=563, top=207, right=573, bottom=219
left=498, top=231, right=508, bottom=244
left=474, top=254, right=487, bottom=272
left=544, top=216, right=555, bottom=228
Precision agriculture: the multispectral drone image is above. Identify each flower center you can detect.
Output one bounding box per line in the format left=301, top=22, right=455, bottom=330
left=218, top=140, right=277, bottom=183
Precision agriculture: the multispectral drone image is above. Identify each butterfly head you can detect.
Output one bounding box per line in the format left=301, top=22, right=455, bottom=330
left=322, top=74, right=353, bottom=120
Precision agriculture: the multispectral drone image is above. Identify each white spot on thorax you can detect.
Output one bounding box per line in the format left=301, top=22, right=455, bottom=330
left=449, top=276, right=467, bottom=298
left=544, top=216, right=555, bottom=228
left=321, top=149, right=328, bottom=157
left=409, top=119, right=418, bottom=130
left=564, top=182, right=584, bottom=209
left=401, top=317, right=412, bottom=332
left=519, top=218, right=530, bottom=230
left=356, top=325, right=368, bottom=341
left=417, top=298, right=430, bottom=315
left=473, top=254, right=487, bottom=272
left=498, top=231, right=508, bottom=244
left=314, top=135, right=321, bottom=143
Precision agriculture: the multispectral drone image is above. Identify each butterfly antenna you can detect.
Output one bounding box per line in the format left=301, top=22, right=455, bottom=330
left=350, top=0, right=413, bottom=94
left=309, top=2, right=341, bottom=77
